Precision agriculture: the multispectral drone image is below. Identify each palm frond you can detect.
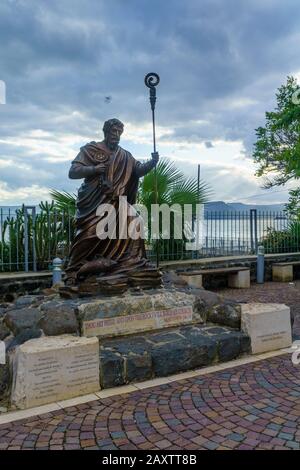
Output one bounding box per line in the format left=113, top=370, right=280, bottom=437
left=49, top=189, right=76, bottom=216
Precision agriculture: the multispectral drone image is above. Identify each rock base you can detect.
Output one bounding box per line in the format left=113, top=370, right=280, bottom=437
left=99, top=324, right=251, bottom=388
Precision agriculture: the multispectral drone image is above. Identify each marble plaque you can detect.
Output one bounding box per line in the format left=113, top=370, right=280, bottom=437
left=241, top=303, right=292, bottom=354
left=83, top=306, right=194, bottom=338
left=11, top=335, right=100, bottom=409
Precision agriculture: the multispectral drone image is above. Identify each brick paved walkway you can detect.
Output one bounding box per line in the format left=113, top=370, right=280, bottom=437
left=0, top=354, right=300, bottom=450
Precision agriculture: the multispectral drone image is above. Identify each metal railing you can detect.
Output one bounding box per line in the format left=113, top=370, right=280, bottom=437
left=0, top=205, right=74, bottom=272
left=0, top=205, right=299, bottom=272
left=147, top=209, right=299, bottom=261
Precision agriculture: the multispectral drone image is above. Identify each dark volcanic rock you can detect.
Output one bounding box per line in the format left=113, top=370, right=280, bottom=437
left=2, top=293, right=16, bottom=303
left=217, top=331, right=242, bottom=362
left=37, top=301, right=79, bottom=336
left=151, top=334, right=217, bottom=376
left=0, top=303, right=13, bottom=309
left=6, top=328, right=43, bottom=351
left=4, top=308, right=43, bottom=335
left=207, top=301, right=241, bottom=329
left=147, top=331, right=184, bottom=345
left=162, top=270, right=188, bottom=287
left=0, top=319, right=10, bottom=340
left=99, top=350, right=125, bottom=388
left=0, top=304, right=14, bottom=316
left=101, top=336, right=152, bottom=383
left=103, top=336, right=150, bottom=355
left=0, top=336, right=12, bottom=397
left=240, top=333, right=251, bottom=354
left=0, top=308, right=7, bottom=318
left=0, top=362, right=10, bottom=397
left=196, top=290, right=222, bottom=307
left=126, top=352, right=152, bottom=383
left=14, top=295, right=44, bottom=309
left=194, top=291, right=223, bottom=322
left=95, top=322, right=251, bottom=387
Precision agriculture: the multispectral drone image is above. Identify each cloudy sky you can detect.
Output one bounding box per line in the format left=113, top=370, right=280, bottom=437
left=0, top=0, right=300, bottom=205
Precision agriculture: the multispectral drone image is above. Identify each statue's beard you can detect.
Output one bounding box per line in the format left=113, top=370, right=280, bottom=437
left=106, top=139, right=119, bottom=151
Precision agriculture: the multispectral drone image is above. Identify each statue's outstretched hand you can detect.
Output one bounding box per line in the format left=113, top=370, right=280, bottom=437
left=151, top=152, right=159, bottom=164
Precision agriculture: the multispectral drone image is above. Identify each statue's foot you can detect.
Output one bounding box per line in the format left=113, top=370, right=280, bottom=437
left=76, top=258, right=117, bottom=279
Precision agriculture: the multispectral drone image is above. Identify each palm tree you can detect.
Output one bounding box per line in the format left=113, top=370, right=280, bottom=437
left=50, top=158, right=211, bottom=260
left=49, top=189, right=76, bottom=216
left=137, top=158, right=211, bottom=260
left=138, top=158, right=209, bottom=207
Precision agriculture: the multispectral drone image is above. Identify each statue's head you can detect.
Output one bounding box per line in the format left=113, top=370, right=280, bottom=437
left=103, top=118, right=124, bottom=151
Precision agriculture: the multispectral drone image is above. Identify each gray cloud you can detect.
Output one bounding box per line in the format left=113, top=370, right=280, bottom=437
left=0, top=0, right=300, bottom=203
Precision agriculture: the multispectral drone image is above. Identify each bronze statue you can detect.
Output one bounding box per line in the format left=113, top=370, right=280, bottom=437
left=64, top=118, right=161, bottom=294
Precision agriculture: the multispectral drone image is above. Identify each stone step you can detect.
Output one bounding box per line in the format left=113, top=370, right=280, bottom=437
left=99, top=324, right=251, bottom=388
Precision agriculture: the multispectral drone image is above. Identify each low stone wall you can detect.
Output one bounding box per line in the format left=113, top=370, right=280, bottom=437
left=0, top=273, right=52, bottom=302
left=1, top=253, right=299, bottom=300
left=162, top=252, right=300, bottom=288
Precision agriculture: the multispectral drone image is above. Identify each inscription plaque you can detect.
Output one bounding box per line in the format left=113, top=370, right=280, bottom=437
left=11, top=335, right=100, bottom=409
left=241, top=303, right=292, bottom=354
left=83, top=306, right=194, bottom=338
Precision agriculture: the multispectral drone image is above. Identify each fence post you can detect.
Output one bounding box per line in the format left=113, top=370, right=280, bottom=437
left=32, top=207, right=37, bottom=272
left=250, top=209, right=258, bottom=254
left=24, top=207, right=28, bottom=273
left=24, top=206, right=37, bottom=272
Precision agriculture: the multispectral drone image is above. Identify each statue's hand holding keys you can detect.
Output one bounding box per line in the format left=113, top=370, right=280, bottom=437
left=95, top=163, right=107, bottom=174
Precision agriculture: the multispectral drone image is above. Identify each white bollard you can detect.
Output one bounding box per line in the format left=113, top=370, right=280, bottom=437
left=52, top=257, right=63, bottom=285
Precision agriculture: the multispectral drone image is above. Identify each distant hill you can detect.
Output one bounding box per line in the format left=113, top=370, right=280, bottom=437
left=0, top=202, right=286, bottom=214
left=204, top=201, right=285, bottom=212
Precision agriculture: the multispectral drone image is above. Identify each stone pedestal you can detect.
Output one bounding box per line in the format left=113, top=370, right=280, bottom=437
left=272, top=264, right=293, bottom=282
left=228, top=270, right=250, bottom=288
left=78, top=291, right=202, bottom=339
left=11, top=335, right=100, bottom=409
left=241, top=303, right=292, bottom=354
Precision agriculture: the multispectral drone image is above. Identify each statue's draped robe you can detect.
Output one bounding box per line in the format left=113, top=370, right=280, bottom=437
left=65, top=142, right=149, bottom=280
